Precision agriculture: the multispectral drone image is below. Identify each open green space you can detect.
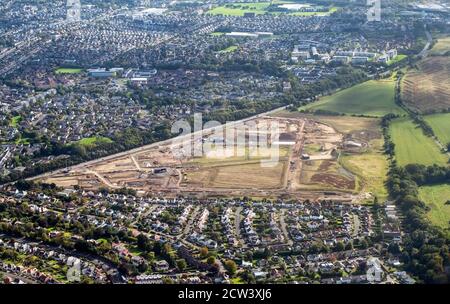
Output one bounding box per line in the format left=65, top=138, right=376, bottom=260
left=389, top=118, right=448, bottom=166
left=218, top=45, right=238, bottom=53
left=387, top=54, right=408, bottom=66
left=424, top=113, right=450, bottom=146
left=418, top=184, right=450, bottom=228
left=55, top=68, right=83, bottom=74
left=289, top=6, right=338, bottom=16
left=207, top=1, right=336, bottom=17
left=299, top=80, right=404, bottom=117
left=73, top=136, right=113, bottom=147
left=9, top=115, right=22, bottom=127
left=208, top=2, right=274, bottom=16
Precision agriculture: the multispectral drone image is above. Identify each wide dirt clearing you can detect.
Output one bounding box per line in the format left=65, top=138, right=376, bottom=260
left=390, top=118, right=448, bottom=166
left=186, top=161, right=286, bottom=189
left=418, top=184, right=450, bottom=228
left=299, top=80, right=404, bottom=117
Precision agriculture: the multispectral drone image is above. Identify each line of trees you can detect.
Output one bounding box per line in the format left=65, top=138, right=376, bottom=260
left=382, top=114, right=450, bottom=284
left=288, top=66, right=367, bottom=108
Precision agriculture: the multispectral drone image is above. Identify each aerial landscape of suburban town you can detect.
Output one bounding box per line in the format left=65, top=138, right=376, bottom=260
left=0, top=0, right=449, bottom=289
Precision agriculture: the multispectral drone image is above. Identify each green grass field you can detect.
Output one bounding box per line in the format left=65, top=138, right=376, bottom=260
left=387, top=54, right=408, bottom=66
left=299, top=80, right=404, bottom=117
left=340, top=152, right=389, bottom=201
left=207, top=1, right=336, bottom=17
left=73, top=136, right=113, bottom=147
left=418, top=184, right=450, bottom=228
left=55, top=68, right=83, bottom=74
left=424, top=113, right=450, bottom=146
left=218, top=45, right=238, bottom=53
left=9, top=115, right=21, bottom=127
left=208, top=2, right=274, bottom=16
left=289, top=6, right=337, bottom=16
left=390, top=118, right=448, bottom=166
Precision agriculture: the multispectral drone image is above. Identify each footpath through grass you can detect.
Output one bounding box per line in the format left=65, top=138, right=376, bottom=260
left=424, top=112, right=450, bottom=147
left=389, top=118, right=448, bottom=166
left=418, top=184, right=450, bottom=228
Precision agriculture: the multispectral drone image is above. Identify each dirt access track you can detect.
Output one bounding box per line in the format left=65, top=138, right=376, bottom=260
left=34, top=109, right=359, bottom=202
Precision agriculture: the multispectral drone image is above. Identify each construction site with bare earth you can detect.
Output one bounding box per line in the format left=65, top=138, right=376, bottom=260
left=35, top=112, right=387, bottom=204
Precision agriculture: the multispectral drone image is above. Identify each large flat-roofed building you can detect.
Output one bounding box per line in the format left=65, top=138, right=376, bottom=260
left=387, top=49, right=398, bottom=59
left=133, top=69, right=157, bottom=78
left=225, top=32, right=259, bottom=38
left=87, top=69, right=116, bottom=78
left=333, top=55, right=349, bottom=63
left=354, top=51, right=376, bottom=58
left=351, top=56, right=369, bottom=64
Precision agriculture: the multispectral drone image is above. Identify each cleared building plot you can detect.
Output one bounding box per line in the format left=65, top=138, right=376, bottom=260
left=299, top=159, right=356, bottom=191
left=38, top=115, right=381, bottom=202
left=185, top=162, right=287, bottom=189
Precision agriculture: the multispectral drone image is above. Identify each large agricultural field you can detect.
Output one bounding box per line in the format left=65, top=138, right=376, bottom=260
left=424, top=113, right=450, bottom=147
left=299, top=79, right=404, bottom=117
left=389, top=118, right=448, bottom=166
left=418, top=184, right=450, bottom=229
left=401, top=56, right=450, bottom=113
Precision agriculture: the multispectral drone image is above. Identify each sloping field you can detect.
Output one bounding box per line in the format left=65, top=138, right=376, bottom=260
left=300, top=80, right=404, bottom=117
left=424, top=113, right=450, bottom=146
left=401, top=57, right=450, bottom=113
left=340, top=153, right=388, bottom=200
left=430, top=36, right=450, bottom=55
left=390, top=118, right=448, bottom=166
left=418, top=184, right=450, bottom=228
